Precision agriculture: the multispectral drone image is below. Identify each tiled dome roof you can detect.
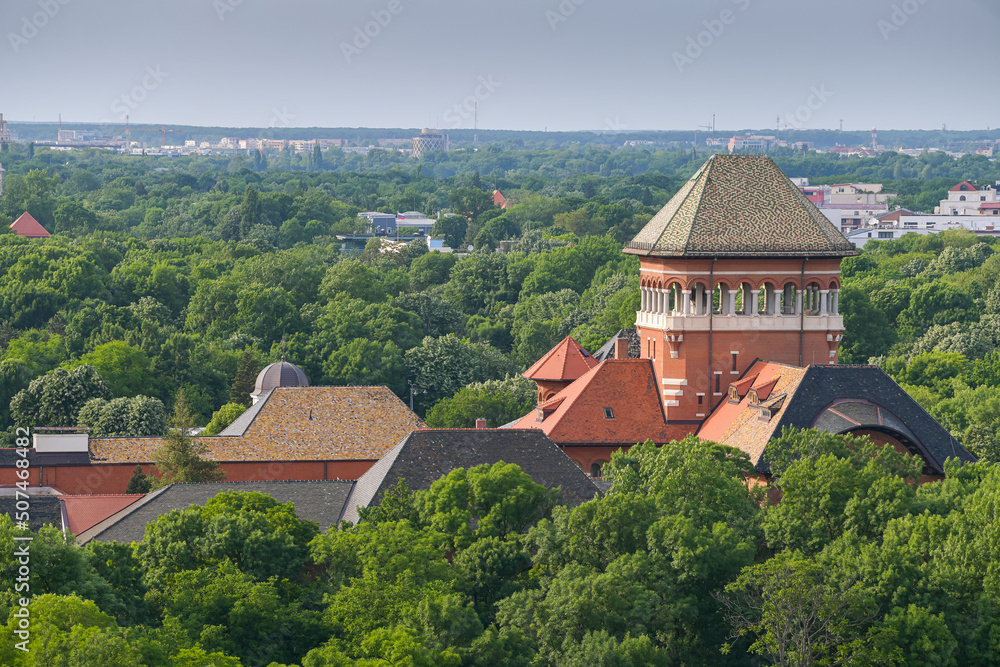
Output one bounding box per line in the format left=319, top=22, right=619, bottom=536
left=251, top=360, right=308, bottom=398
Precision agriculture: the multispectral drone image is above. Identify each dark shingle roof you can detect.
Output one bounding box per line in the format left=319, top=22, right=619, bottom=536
left=625, top=155, right=857, bottom=258
left=341, top=429, right=600, bottom=524
left=76, top=480, right=354, bottom=545
left=0, top=495, right=63, bottom=532
left=593, top=329, right=641, bottom=361
left=769, top=365, right=974, bottom=473
left=699, top=362, right=975, bottom=475
left=0, top=450, right=90, bottom=467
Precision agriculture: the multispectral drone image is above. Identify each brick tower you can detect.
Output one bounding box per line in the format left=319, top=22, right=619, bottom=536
left=623, top=154, right=857, bottom=436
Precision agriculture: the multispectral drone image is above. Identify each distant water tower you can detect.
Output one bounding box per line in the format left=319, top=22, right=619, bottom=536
left=412, top=129, right=449, bottom=158
left=871, top=127, right=878, bottom=152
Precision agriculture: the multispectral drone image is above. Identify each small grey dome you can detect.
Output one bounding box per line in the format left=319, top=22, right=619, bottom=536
left=251, top=360, right=309, bottom=400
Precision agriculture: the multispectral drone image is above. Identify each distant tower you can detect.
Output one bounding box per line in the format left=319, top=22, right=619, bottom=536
left=871, top=127, right=878, bottom=152
left=412, top=129, right=449, bottom=159
left=0, top=162, right=5, bottom=198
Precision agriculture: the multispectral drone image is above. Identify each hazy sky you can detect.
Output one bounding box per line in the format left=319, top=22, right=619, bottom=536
left=2, top=0, right=997, bottom=132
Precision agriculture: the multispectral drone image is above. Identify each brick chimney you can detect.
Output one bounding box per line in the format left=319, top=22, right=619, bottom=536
left=614, top=336, right=629, bottom=359
left=475, top=418, right=488, bottom=429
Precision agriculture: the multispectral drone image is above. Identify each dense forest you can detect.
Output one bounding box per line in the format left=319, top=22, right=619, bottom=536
left=3, top=430, right=1000, bottom=665
left=3, top=143, right=1000, bottom=457
left=2, top=142, right=1000, bottom=664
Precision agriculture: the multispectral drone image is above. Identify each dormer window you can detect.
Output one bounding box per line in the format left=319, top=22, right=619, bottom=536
left=748, top=389, right=760, bottom=404
left=728, top=386, right=741, bottom=403
left=603, top=407, right=615, bottom=419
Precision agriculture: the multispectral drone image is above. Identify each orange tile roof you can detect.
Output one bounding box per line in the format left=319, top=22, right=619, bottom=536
left=750, top=376, right=780, bottom=402
left=90, top=386, right=426, bottom=464
left=10, top=212, right=51, bottom=238
left=60, top=494, right=145, bottom=534
left=512, top=359, right=673, bottom=445
left=950, top=181, right=978, bottom=192
left=698, top=361, right=808, bottom=465
left=523, top=336, right=599, bottom=382
left=731, top=374, right=759, bottom=398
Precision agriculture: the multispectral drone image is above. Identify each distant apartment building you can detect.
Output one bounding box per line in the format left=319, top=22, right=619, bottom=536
left=935, top=181, right=1000, bottom=215
left=218, top=137, right=241, bottom=149
left=727, top=135, right=785, bottom=152
left=58, top=130, right=76, bottom=142
left=412, top=129, right=449, bottom=158
left=791, top=179, right=896, bottom=232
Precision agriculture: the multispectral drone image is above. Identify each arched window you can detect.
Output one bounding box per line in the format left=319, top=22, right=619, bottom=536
left=590, top=461, right=607, bottom=478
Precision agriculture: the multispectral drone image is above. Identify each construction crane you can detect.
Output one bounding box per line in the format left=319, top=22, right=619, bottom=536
left=117, top=116, right=182, bottom=148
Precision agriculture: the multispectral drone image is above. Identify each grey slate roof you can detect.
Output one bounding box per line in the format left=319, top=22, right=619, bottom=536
left=765, top=365, right=974, bottom=474
left=77, top=480, right=354, bottom=545
left=0, top=495, right=64, bottom=532
left=0, top=449, right=90, bottom=467
left=341, top=429, right=601, bottom=524
left=218, top=391, right=271, bottom=436
left=593, top=329, right=641, bottom=361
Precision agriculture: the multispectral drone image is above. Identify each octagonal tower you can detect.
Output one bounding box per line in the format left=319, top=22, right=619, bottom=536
left=624, top=154, right=857, bottom=433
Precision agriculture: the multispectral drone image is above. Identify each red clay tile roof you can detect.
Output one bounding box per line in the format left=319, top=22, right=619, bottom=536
left=980, top=203, right=1000, bottom=209
left=750, top=376, right=780, bottom=402
left=90, top=386, right=426, bottom=464
left=625, top=155, right=856, bottom=258
left=523, top=336, right=599, bottom=382
left=60, top=494, right=145, bottom=534
left=731, top=374, right=759, bottom=398
left=950, top=181, right=978, bottom=192
left=698, top=361, right=808, bottom=465
left=492, top=190, right=507, bottom=207
left=512, top=359, right=674, bottom=445
left=10, top=212, right=51, bottom=238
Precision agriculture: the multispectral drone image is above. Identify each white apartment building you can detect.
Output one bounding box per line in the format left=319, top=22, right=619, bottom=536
left=935, top=181, right=1000, bottom=215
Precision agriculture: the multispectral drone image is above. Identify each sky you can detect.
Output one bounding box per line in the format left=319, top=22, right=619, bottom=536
left=1, top=0, right=998, bottom=132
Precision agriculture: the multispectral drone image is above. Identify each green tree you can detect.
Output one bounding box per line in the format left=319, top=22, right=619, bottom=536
left=229, top=346, right=258, bottom=407
left=203, top=402, right=247, bottom=436
left=425, top=375, right=536, bottom=428
left=151, top=390, right=225, bottom=486
left=125, top=464, right=153, bottom=494
left=404, top=334, right=519, bottom=414
left=9, top=365, right=111, bottom=428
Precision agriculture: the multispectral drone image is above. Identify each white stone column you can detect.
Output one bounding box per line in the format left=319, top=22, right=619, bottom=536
left=640, top=287, right=646, bottom=312
left=695, top=285, right=704, bottom=315
left=795, top=289, right=803, bottom=315
left=820, top=289, right=829, bottom=315
left=728, top=288, right=737, bottom=316
left=831, top=289, right=840, bottom=314
left=682, top=290, right=692, bottom=316
left=764, top=285, right=774, bottom=315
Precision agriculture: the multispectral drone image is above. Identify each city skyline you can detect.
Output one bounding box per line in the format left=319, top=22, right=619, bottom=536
left=2, top=0, right=998, bottom=132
